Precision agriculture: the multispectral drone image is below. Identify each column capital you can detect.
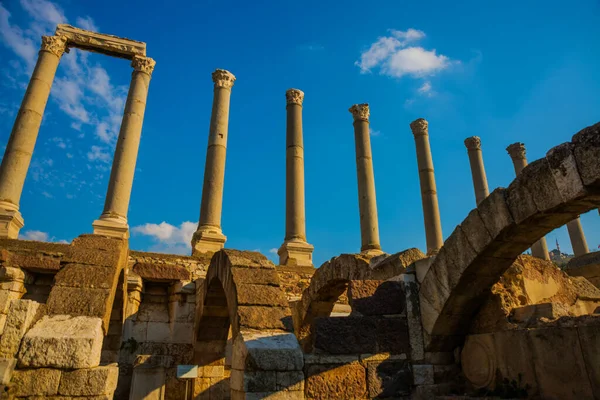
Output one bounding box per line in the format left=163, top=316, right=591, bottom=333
left=506, top=142, right=526, bottom=160
left=410, top=118, right=428, bottom=136
left=464, top=136, right=481, bottom=150
left=349, top=103, right=369, bottom=122
left=212, top=69, right=235, bottom=89
left=286, top=89, right=304, bottom=106
left=40, top=35, right=68, bottom=58
left=131, top=56, right=156, bottom=77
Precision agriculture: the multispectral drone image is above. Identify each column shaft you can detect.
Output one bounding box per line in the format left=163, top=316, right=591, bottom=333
left=506, top=143, right=550, bottom=260
left=566, top=218, right=589, bottom=257
left=410, top=119, right=443, bottom=255
left=278, top=89, right=313, bottom=267
left=192, top=69, right=235, bottom=254
left=349, top=104, right=381, bottom=253
left=0, top=36, right=67, bottom=238
left=93, top=56, right=155, bottom=238
left=464, top=137, right=489, bottom=205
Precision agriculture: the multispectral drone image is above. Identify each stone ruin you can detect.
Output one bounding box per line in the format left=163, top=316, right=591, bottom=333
left=0, top=24, right=599, bottom=400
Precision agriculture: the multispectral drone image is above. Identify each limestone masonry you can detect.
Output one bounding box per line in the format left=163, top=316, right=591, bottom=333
left=0, top=24, right=599, bottom=400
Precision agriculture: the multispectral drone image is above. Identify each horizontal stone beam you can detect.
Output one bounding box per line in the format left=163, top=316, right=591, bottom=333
left=55, top=24, right=146, bottom=59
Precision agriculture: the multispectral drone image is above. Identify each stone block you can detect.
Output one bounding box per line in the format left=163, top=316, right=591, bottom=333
left=0, top=313, right=6, bottom=336
left=376, top=317, right=410, bottom=354
left=146, top=321, right=171, bottom=342
left=58, top=364, right=118, bottom=395
left=63, top=246, right=122, bottom=267
left=348, top=280, right=405, bottom=316
left=236, top=284, right=289, bottom=307
left=231, top=267, right=281, bottom=285
left=18, top=315, right=103, bottom=369
left=137, top=302, right=169, bottom=322
left=276, top=370, right=304, bottom=391
left=529, top=327, right=593, bottom=399
left=492, top=329, right=538, bottom=397
left=232, top=331, right=303, bottom=372
left=572, top=122, right=600, bottom=187
left=6, top=252, right=61, bottom=272
left=0, top=266, right=27, bottom=282
left=511, top=302, right=566, bottom=323
left=313, top=316, right=377, bottom=354
left=171, top=322, right=194, bottom=343
left=461, top=333, right=496, bottom=389
left=545, top=142, right=588, bottom=202
left=0, top=299, right=42, bottom=358
left=71, top=234, right=124, bottom=251
left=305, top=361, right=366, bottom=399
left=0, top=287, right=24, bottom=314
left=0, top=357, right=16, bottom=385
left=477, top=188, right=514, bottom=238
left=9, top=368, right=61, bottom=396
left=54, top=263, right=118, bottom=289
left=403, top=274, right=425, bottom=361
left=46, top=285, right=114, bottom=333
left=412, top=364, right=434, bottom=385
left=133, top=262, right=190, bottom=282
left=237, top=305, right=291, bottom=330
left=367, top=360, right=411, bottom=398
left=230, top=369, right=276, bottom=392
left=231, top=389, right=303, bottom=400
left=578, top=324, right=600, bottom=396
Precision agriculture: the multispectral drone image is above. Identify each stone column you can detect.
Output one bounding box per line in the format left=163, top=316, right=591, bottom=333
left=192, top=69, right=235, bottom=254
left=506, top=143, right=550, bottom=260
left=277, top=89, right=314, bottom=267
left=566, top=218, right=589, bottom=257
left=349, top=104, right=381, bottom=253
left=410, top=118, right=443, bottom=255
left=464, top=136, right=490, bottom=205
left=93, top=56, right=156, bottom=238
left=0, top=35, right=68, bottom=238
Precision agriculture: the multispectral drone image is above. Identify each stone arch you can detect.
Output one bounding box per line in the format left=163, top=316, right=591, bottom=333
left=295, top=249, right=424, bottom=352
left=420, top=123, right=600, bottom=351
left=194, top=249, right=304, bottom=398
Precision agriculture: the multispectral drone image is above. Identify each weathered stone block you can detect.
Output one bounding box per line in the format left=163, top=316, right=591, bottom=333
left=230, top=369, right=276, bottom=392
left=237, top=306, right=291, bottom=330
left=572, top=122, right=600, bottom=187
left=0, top=286, right=24, bottom=314
left=231, top=267, right=281, bottom=286
left=64, top=247, right=122, bottom=267
left=171, top=322, right=194, bottom=344
left=137, top=302, right=169, bottom=322
left=58, top=364, right=118, bottom=395
left=276, top=370, right=304, bottom=391
left=133, top=262, right=191, bottom=282
left=232, top=331, right=303, bottom=372
left=477, top=188, right=514, bottom=238
left=0, top=299, right=42, bottom=358
left=18, top=315, right=103, bottom=369
left=9, top=368, right=61, bottom=396
left=236, top=284, right=289, bottom=307
left=376, top=317, right=410, bottom=354
left=492, top=329, right=538, bottom=397
left=348, top=280, right=405, bottom=316
left=367, top=360, right=411, bottom=398
left=314, top=316, right=377, bottom=354
left=146, top=321, right=171, bottom=342
left=578, top=324, right=600, bottom=396
left=46, top=286, right=114, bottom=333
left=305, top=362, right=366, bottom=399
left=6, top=252, right=61, bottom=272
left=53, top=263, right=118, bottom=289
left=413, top=364, right=434, bottom=385
left=0, top=357, right=16, bottom=385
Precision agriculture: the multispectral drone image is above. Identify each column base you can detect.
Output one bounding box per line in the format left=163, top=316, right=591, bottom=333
left=0, top=208, right=24, bottom=239
left=192, top=229, right=226, bottom=255
left=361, top=248, right=385, bottom=257
left=278, top=240, right=314, bottom=268
left=92, top=218, right=130, bottom=239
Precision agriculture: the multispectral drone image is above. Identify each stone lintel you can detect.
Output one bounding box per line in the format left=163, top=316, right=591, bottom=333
left=92, top=218, right=129, bottom=240
left=0, top=208, right=24, bottom=239
left=55, top=24, right=146, bottom=60
left=191, top=229, right=226, bottom=255
left=278, top=240, right=314, bottom=268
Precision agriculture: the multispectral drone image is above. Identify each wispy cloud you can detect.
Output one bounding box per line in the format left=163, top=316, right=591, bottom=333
left=76, top=16, right=98, bottom=32
left=87, top=145, right=111, bottom=163
left=417, top=81, right=433, bottom=96
left=132, top=221, right=197, bottom=255
left=355, top=29, right=453, bottom=79
left=19, top=230, right=49, bottom=241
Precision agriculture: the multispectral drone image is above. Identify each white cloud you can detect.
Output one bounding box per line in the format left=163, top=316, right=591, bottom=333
left=132, top=221, right=197, bottom=254
left=417, top=81, right=433, bottom=96
left=0, top=4, right=38, bottom=69
left=87, top=145, right=111, bottom=163
left=75, top=16, right=98, bottom=32
left=355, top=28, right=452, bottom=79
left=41, top=191, right=53, bottom=198
left=269, top=248, right=278, bottom=254
left=19, top=230, right=49, bottom=241
left=369, top=127, right=381, bottom=137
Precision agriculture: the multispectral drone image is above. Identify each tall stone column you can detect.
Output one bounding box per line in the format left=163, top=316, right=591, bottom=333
left=93, top=56, right=156, bottom=238
left=277, top=89, right=314, bottom=267
left=192, top=69, right=235, bottom=254
left=464, top=136, right=490, bottom=205
left=506, top=143, right=550, bottom=260
left=349, top=104, right=381, bottom=253
left=566, top=218, right=589, bottom=257
left=410, top=119, right=443, bottom=255
left=0, top=35, right=68, bottom=238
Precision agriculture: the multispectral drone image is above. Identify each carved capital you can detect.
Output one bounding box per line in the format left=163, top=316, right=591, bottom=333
left=40, top=35, right=68, bottom=58
left=464, top=136, right=482, bottom=150
left=131, top=56, right=156, bottom=77
left=506, top=142, right=526, bottom=160
left=349, top=103, right=369, bottom=122
left=286, top=89, right=304, bottom=106
left=212, top=69, right=235, bottom=89
left=410, top=118, right=428, bottom=136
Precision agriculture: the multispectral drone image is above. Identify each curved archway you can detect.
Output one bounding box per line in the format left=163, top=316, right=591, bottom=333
left=194, top=249, right=304, bottom=398
left=420, top=123, right=600, bottom=351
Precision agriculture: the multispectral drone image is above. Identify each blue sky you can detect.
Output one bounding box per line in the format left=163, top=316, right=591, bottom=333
left=0, top=0, right=598, bottom=266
